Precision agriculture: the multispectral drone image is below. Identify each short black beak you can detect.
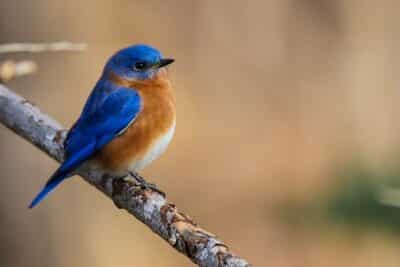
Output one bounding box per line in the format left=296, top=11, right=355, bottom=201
left=158, top=58, right=175, bottom=68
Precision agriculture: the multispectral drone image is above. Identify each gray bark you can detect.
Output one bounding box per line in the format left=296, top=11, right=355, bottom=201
left=0, top=84, right=252, bottom=267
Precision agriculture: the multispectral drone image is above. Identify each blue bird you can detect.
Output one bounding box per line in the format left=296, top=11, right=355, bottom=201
left=29, top=44, right=176, bottom=208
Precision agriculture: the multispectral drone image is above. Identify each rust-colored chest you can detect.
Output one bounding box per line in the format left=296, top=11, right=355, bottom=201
left=94, top=70, right=176, bottom=172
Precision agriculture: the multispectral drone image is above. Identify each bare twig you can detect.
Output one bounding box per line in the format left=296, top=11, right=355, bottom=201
left=0, top=42, right=86, bottom=82
left=0, top=60, right=37, bottom=82
left=0, top=42, right=87, bottom=54
left=0, top=84, right=252, bottom=267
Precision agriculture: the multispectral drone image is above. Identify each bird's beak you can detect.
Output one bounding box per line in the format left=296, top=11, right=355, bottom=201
left=157, top=58, right=175, bottom=68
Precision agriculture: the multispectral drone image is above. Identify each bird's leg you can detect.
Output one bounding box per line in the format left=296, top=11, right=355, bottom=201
left=127, top=171, right=166, bottom=197
left=111, top=174, right=130, bottom=209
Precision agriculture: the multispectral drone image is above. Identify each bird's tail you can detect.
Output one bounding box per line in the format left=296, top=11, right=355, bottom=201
left=28, top=171, right=68, bottom=209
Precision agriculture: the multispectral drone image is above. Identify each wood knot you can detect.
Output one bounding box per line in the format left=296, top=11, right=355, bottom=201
left=53, top=130, right=65, bottom=144
left=112, top=178, right=125, bottom=197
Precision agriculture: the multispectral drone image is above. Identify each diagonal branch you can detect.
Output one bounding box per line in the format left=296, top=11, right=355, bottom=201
left=0, top=84, right=252, bottom=267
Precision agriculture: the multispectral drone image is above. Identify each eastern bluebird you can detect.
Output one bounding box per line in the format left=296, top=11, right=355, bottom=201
left=29, top=44, right=176, bottom=208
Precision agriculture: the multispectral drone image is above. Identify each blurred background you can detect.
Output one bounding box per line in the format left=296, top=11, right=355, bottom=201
left=0, top=1, right=399, bottom=266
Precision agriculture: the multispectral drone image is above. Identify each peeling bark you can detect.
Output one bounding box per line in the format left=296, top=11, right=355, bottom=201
left=0, top=84, right=252, bottom=267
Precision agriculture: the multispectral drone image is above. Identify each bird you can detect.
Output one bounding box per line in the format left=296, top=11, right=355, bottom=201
left=29, top=44, right=176, bottom=208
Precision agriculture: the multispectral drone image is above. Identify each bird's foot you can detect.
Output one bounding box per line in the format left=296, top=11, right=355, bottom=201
left=126, top=172, right=166, bottom=198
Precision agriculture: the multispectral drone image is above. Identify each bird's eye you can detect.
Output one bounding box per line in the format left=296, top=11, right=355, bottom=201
left=134, top=61, right=147, bottom=71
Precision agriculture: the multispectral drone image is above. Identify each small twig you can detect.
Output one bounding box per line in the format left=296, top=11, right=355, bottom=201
left=0, top=60, right=37, bottom=82
left=0, top=42, right=87, bottom=54
left=0, top=42, right=87, bottom=82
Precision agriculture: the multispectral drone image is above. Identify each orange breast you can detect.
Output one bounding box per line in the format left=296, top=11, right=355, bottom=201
left=94, top=69, right=176, bottom=172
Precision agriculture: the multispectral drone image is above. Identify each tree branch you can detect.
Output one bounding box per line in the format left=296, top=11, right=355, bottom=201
left=0, top=60, right=37, bottom=82
left=0, top=42, right=86, bottom=82
left=0, top=84, right=252, bottom=267
left=0, top=42, right=87, bottom=53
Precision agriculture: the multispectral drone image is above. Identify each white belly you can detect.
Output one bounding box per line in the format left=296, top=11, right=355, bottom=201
left=128, top=121, right=175, bottom=171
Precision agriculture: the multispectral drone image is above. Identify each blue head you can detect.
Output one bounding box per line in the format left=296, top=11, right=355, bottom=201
left=104, top=44, right=174, bottom=80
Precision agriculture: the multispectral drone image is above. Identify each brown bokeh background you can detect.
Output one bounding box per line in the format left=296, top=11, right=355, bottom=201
left=1, top=1, right=399, bottom=266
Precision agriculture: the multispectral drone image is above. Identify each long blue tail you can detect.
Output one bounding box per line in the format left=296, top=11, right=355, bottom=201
left=29, top=172, right=68, bottom=209
left=28, top=145, right=90, bottom=208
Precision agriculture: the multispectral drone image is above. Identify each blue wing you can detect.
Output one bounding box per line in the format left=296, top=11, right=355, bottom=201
left=29, top=87, right=141, bottom=208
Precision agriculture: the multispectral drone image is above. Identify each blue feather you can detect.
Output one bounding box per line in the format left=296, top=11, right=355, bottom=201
left=29, top=84, right=141, bottom=208
left=29, top=172, right=68, bottom=208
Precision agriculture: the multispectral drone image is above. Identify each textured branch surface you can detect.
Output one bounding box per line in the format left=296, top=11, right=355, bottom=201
left=0, top=84, right=251, bottom=267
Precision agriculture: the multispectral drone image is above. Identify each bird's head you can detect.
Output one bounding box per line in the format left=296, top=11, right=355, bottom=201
left=104, top=44, right=174, bottom=81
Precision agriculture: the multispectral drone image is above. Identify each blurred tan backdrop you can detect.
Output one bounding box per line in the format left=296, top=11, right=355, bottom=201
left=1, top=1, right=400, bottom=267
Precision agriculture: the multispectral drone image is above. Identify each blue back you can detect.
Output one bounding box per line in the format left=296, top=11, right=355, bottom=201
left=29, top=81, right=141, bottom=208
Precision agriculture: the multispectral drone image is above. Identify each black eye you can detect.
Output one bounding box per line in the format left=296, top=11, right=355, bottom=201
left=134, top=61, right=147, bottom=71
